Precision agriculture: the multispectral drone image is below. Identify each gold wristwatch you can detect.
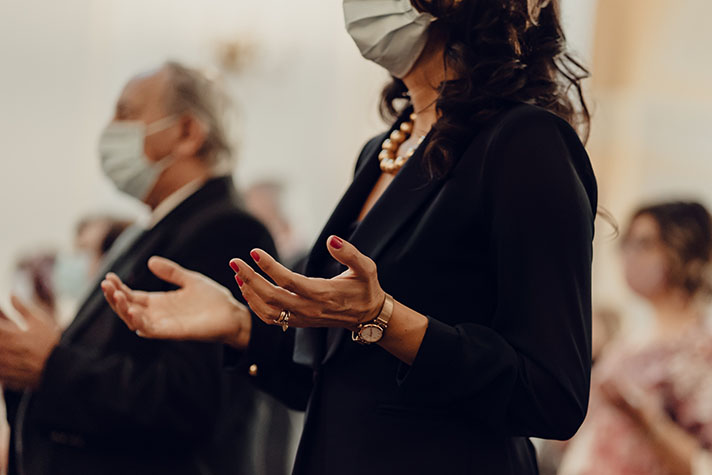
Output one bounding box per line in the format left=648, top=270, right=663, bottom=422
left=352, top=293, right=394, bottom=344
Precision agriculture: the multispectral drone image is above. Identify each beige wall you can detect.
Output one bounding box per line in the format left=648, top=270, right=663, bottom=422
left=0, top=0, right=388, bottom=302
left=588, top=0, right=712, bottom=327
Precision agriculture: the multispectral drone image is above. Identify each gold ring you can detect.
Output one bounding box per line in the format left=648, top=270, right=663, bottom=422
left=275, top=309, right=290, bottom=332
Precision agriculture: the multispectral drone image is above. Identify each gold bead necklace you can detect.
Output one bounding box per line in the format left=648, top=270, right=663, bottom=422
left=378, top=113, right=427, bottom=174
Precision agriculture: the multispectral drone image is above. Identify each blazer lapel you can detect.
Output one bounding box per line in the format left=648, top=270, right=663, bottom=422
left=61, top=176, right=236, bottom=343
left=320, top=130, right=450, bottom=364
left=348, top=131, right=445, bottom=262
left=303, top=137, right=384, bottom=278
left=61, top=226, right=151, bottom=342
left=305, top=128, right=447, bottom=276
left=294, top=134, right=384, bottom=368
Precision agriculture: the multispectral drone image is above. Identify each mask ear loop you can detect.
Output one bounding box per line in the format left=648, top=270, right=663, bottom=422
left=145, top=115, right=179, bottom=136
left=144, top=115, right=181, bottom=173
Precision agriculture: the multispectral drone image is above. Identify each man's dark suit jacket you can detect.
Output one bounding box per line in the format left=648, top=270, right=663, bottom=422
left=237, top=104, right=598, bottom=474
left=6, top=176, right=276, bottom=475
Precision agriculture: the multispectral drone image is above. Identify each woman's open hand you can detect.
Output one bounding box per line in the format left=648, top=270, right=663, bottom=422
left=101, top=257, right=251, bottom=348
left=232, top=235, right=385, bottom=330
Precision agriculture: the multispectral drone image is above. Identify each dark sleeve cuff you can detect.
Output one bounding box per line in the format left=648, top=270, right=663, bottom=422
left=396, top=316, right=461, bottom=390
left=223, top=311, right=290, bottom=374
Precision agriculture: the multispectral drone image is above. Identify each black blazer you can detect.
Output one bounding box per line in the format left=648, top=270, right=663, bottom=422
left=7, top=177, right=277, bottom=475
left=239, top=104, right=598, bottom=475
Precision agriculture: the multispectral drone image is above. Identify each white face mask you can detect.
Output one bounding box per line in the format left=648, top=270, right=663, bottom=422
left=98, top=116, right=177, bottom=201
left=343, top=0, right=436, bottom=78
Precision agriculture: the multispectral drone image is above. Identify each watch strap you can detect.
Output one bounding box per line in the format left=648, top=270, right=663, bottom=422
left=351, top=293, right=394, bottom=344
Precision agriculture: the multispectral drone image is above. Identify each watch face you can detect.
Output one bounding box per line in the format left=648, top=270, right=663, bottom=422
left=360, top=324, right=383, bottom=343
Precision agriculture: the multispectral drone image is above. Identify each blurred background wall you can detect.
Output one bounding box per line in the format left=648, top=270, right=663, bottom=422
left=0, top=0, right=594, bottom=302
left=0, top=0, right=710, bottom=333
left=0, top=0, right=387, bottom=302
left=589, top=0, right=712, bottom=331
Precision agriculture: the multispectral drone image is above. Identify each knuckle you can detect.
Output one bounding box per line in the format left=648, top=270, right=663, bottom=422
left=262, top=306, right=277, bottom=322
left=314, top=306, right=328, bottom=320
left=282, top=277, right=298, bottom=293
left=317, top=282, right=336, bottom=300
left=240, top=286, right=253, bottom=300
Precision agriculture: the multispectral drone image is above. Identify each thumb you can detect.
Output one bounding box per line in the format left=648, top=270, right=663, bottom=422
left=326, top=235, right=375, bottom=278
left=148, top=256, right=192, bottom=288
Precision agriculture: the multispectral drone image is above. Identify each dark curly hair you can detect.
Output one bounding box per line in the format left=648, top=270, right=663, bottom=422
left=380, top=0, right=591, bottom=178
left=626, top=201, right=712, bottom=298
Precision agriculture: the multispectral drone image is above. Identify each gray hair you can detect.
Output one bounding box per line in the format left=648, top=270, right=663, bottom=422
left=161, top=61, right=233, bottom=166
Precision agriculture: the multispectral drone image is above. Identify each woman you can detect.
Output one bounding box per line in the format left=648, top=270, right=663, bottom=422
left=102, top=1, right=598, bottom=473
left=559, top=202, right=712, bottom=475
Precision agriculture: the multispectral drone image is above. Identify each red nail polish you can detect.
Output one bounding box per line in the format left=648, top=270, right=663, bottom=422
left=250, top=251, right=260, bottom=262
left=235, top=275, right=244, bottom=287
left=330, top=237, right=343, bottom=249
left=229, top=261, right=239, bottom=273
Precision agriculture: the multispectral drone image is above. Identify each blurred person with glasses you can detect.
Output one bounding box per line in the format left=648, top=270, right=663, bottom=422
left=560, top=201, right=712, bottom=475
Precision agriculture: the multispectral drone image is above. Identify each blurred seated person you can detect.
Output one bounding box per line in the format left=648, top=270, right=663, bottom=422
left=11, top=253, right=57, bottom=320
left=9, top=217, right=132, bottom=329
left=0, top=61, right=276, bottom=475
left=53, top=215, right=134, bottom=327
left=2, top=216, right=132, bottom=471
left=560, top=201, right=712, bottom=475
left=73, top=214, right=134, bottom=279
left=244, top=180, right=308, bottom=270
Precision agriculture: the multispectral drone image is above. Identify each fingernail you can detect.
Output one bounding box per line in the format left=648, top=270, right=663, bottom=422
left=250, top=251, right=260, bottom=262
left=330, top=237, right=343, bottom=249
left=235, top=275, right=244, bottom=287
left=229, top=261, right=239, bottom=273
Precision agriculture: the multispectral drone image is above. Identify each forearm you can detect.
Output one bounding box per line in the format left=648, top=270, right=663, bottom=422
left=223, top=302, right=253, bottom=350
left=646, top=415, right=699, bottom=475
left=378, top=300, right=429, bottom=365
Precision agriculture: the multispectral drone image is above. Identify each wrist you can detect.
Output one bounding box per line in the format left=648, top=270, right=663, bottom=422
left=377, top=300, right=429, bottom=365
left=222, top=300, right=252, bottom=350
left=352, top=293, right=393, bottom=344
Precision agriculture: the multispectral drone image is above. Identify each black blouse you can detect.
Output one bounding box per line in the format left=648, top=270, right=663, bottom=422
left=238, top=103, right=597, bottom=475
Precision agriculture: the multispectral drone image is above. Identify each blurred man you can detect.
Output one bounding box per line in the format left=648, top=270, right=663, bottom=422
left=0, top=61, right=276, bottom=475
left=244, top=180, right=307, bottom=269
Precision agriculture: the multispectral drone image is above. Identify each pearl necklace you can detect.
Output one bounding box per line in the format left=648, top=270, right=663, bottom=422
left=378, top=113, right=427, bottom=174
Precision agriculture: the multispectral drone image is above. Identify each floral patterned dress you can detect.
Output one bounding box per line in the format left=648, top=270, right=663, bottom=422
left=560, top=319, right=712, bottom=474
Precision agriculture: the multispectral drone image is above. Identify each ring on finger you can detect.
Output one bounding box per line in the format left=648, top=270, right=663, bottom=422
left=274, top=309, right=290, bottom=332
